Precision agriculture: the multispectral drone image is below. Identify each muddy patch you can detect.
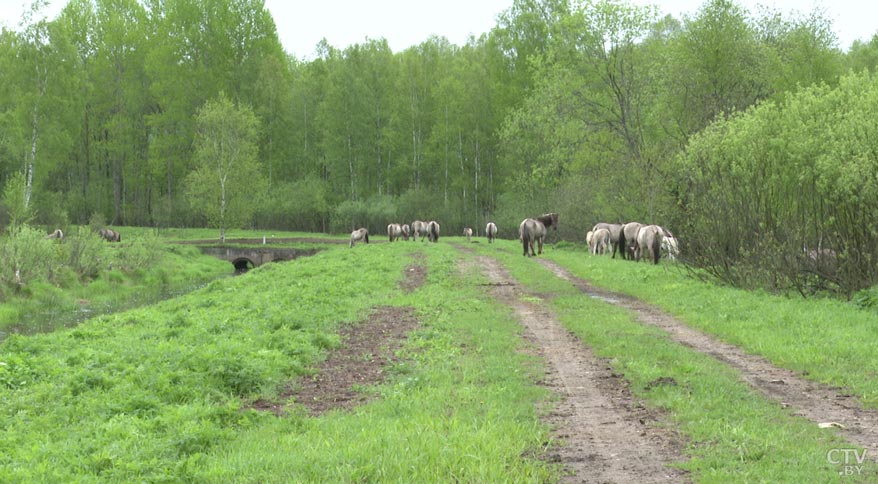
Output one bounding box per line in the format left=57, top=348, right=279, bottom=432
left=254, top=306, right=419, bottom=417
left=469, top=253, right=688, bottom=483
left=538, top=258, right=878, bottom=459
left=400, top=257, right=427, bottom=293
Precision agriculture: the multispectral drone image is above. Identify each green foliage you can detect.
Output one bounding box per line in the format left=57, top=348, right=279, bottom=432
left=2, top=172, right=34, bottom=231
left=0, top=225, right=59, bottom=290
left=65, top=226, right=109, bottom=280
left=670, top=70, right=878, bottom=295
left=331, top=194, right=398, bottom=234
left=185, top=95, right=266, bottom=240
left=256, top=176, right=331, bottom=232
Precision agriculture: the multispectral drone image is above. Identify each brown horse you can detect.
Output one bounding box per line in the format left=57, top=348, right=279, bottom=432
left=99, top=228, right=121, bottom=242
left=519, top=213, right=558, bottom=257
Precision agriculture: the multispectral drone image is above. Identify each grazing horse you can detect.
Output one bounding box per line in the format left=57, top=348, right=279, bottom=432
left=519, top=213, right=558, bottom=257
left=659, top=227, right=679, bottom=260
left=99, top=228, right=121, bottom=242
left=591, top=223, right=624, bottom=258
left=411, top=220, right=428, bottom=241
left=427, top=221, right=440, bottom=242
left=618, top=222, right=643, bottom=260
left=45, top=228, right=64, bottom=241
left=635, top=225, right=663, bottom=264
left=591, top=228, right=611, bottom=255
left=387, top=223, right=403, bottom=242
left=486, top=222, right=498, bottom=243
left=401, top=224, right=411, bottom=241
left=463, top=227, right=473, bottom=242
left=350, top=228, right=369, bottom=247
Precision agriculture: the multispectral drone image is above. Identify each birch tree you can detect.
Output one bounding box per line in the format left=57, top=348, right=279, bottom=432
left=185, top=95, right=264, bottom=242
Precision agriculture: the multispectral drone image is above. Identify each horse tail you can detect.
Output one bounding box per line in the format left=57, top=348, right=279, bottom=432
left=651, top=229, right=661, bottom=264
left=618, top=229, right=627, bottom=260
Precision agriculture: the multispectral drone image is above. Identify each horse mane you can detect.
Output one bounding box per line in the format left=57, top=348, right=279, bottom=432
left=537, top=213, right=558, bottom=228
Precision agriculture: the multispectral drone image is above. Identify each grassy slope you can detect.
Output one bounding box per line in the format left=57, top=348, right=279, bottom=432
left=0, top=241, right=556, bottom=482
left=5, top=231, right=878, bottom=482
left=481, top=241, right=878, bottom=482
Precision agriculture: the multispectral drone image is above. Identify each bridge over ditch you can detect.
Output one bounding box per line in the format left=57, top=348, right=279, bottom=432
left=198, top=246, right=320, bottom=273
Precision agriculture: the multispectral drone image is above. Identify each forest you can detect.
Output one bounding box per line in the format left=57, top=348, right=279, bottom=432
left=3, top=0, right=878, bottom=295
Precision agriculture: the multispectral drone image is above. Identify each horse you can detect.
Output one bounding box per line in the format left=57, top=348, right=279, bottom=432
left=401, top=224, right=411, bottom=241
left=659, top=227, right=679, bottom=260
left=427, top=221, right=440, bottom=242
left=463, top=227, right=473, bottom=242
left=635, top=225, right=663, bottom=264
left=99, top=228, right=121, bottom=242
left=387, top=223, right=403, bottom=242
left=519, top=212, right=558, bottom=257
left=618, top=222, right=643, bottom=260
left=591, top=228, right=611, bottom=255
left=591, top=223, right=624, bottom=258
left=350, top=228, right=369, bottom=247
left=411, top=220, right=428, bottom=241
left=45, top=228, right=64, bottom=241
left=486, top=222, right=498, bottom=243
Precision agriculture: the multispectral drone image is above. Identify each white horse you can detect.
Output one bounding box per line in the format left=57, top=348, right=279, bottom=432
left=659, top=227, right=679, bottom=260
left=592, top=223, right=624, bottom=258
left=620, top=222, right=644, bottom=260
left=401, top=224, right=411, bottom=241
left=486, top=222, right=498, bottom=243
left=591, top=228, right=611, bottom=255
left=350, top=228, right=369, bottom=247
left=387, top=223, right=403, bottom=242
left=635, top=225, right=663, bottom=264
left=463, top=227, right=473, bottom=242
left=427, top=221, right=441, bottom=242
left=411, top=220, right=429, bottom=241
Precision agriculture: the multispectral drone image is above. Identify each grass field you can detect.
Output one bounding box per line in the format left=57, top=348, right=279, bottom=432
left=1, top=232, right=877, bottom=481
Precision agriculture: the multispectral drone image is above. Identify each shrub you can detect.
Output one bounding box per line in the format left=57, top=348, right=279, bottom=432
left=0, top=225, right=59, bottom=289
left=66, top=227, right=108, bottom=281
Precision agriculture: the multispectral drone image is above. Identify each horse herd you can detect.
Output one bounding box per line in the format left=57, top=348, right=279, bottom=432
left=43, top=227, right=121, bottom=242
left=349, top=220, right=499, bottom=248
left=351, top=214, right=680, bottom=264
left=587, top=222, right=679, bottom=264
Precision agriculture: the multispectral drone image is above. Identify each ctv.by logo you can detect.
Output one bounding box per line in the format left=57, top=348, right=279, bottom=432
left=827, top=448, right=868, bottom=476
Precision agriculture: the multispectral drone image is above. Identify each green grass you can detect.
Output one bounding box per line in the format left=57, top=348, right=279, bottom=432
left=542, top=247, right=878, bottom=408
left=479, top=242, right=878, bottom=482
left=0, top=241, right=556, bottom=482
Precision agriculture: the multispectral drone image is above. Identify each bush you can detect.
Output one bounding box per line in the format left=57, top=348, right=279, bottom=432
left=66, top=227, right=109, bottom=281
left=0, top=225, right=60, bottom=289
left=113, top=231, right=163, bottom=271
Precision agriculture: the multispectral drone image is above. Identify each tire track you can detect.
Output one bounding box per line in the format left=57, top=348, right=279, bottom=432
left=537, top=258, right=878, bottom=459
left=471, top=253, right=688, bottom=483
